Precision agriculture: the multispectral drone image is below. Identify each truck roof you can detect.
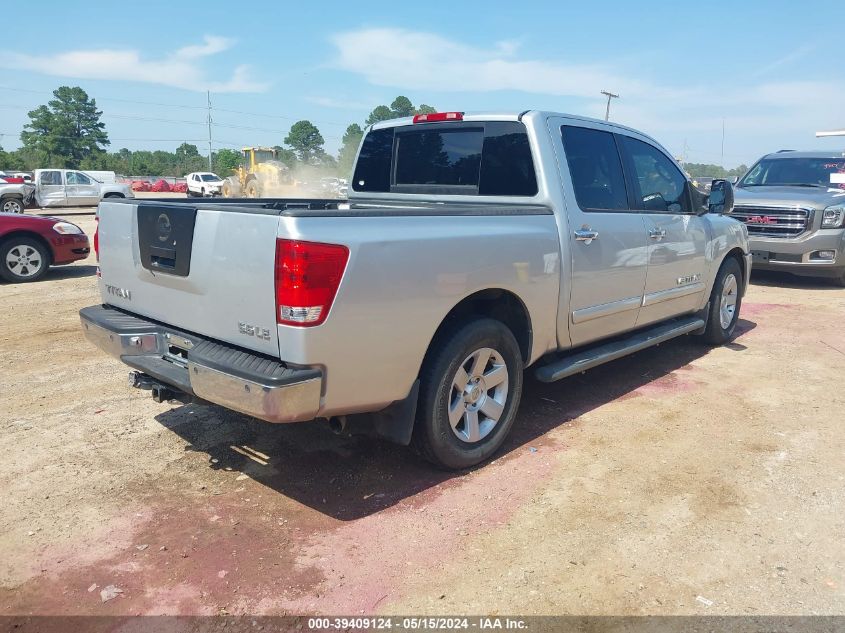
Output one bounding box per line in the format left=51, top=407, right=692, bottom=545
left=763, top=150, right=845, bottom=159
left=369, top=110, right=649, bottom=137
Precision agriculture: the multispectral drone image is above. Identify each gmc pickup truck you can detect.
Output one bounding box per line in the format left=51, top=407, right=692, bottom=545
left=733, top=150, right=845, bottom=286
left=80, top=111, right=750, bottom=469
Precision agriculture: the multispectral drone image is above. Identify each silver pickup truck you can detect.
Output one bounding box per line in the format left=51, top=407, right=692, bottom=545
left=80, top=111, right=750, bottom=469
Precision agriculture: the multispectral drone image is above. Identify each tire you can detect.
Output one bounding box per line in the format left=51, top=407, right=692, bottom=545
left=103, top=193, right=124, bottom=199
left=201, top=187, right=206, bottom=197
left=412, top=318, right=524, bottom=470
left=1, top=197, right=24, bottom=214
left=0, top=237, right=50, bottom=283
left=699, top=257, right=743, bottom=344
left=834, top=269, right=845, bottom=288
left=244, top=179, right=261, bottom=198
left=186, top=189, right=195, bottom=197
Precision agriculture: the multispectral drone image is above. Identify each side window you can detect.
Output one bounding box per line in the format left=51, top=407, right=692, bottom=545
left=621, top=136, right=691, bottom=213
left=40, top=171, right=61, bottom=186
left=67, top=172, right=91, bottom=185
left=561, top=126, right=629, bottom=211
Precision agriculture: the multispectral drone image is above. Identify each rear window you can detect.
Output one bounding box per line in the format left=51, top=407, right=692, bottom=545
left=395, top=128, right=483, bottom=188
left=352, top=121, right=537, bottom=196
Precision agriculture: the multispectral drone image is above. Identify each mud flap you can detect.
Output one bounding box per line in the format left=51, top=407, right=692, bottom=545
left=345, top=380, right=420, bottom=445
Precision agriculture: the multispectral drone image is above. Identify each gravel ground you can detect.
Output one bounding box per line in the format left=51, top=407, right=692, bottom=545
left=0, top=210, right=843, bottom=616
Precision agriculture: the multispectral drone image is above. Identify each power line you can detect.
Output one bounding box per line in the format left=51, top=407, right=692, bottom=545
left=0, top=86, right=353, bottom=128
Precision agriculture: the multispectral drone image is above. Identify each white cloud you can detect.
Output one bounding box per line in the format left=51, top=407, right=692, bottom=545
left=331, top=28, right=649, bottom=99
left=0, top=36, right=268, bottom=93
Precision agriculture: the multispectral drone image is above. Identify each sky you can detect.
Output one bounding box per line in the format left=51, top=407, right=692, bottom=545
left=1, top=0, right=843, bottom=169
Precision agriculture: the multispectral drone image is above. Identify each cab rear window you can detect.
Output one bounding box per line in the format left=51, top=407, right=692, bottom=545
left=352, top=121, right=537, bottom=196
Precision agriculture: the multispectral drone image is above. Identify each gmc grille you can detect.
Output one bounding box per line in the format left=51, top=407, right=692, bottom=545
left=732, top=206, right=811, bottom=238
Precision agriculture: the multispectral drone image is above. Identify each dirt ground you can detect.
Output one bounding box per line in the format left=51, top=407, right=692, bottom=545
left=0, top=209, right=843, bottom=617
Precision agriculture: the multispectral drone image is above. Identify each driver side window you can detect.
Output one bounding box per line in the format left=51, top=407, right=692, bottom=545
left=621, top=136, right=691, bottom=213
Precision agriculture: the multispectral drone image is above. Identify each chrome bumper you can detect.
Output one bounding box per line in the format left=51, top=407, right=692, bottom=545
left=80, top=305, right=322, bottom=423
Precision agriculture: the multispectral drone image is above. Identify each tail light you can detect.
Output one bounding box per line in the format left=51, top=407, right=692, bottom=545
left=275, top=239, right=349, bottom=327
left=412, top=111, right=464, bottom=123
left=93, top=217, right=99, bottom=262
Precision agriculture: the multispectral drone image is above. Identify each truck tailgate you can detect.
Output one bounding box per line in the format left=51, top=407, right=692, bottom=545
left=96, top=200, right=281, bottom=356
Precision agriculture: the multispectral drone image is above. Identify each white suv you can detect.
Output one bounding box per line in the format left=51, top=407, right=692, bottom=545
left=186, top=172, right=224, bottom=197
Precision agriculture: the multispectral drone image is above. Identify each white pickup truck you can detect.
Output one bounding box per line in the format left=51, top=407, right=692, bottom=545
left=80, top=111, right=750, bottom=469
left=33, top=169, right=133, bottom=208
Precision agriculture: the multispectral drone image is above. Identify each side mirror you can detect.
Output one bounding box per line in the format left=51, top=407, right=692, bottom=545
left=708, top=179, right=735, bottom=215
left=731, top=176, right=740, bottom=185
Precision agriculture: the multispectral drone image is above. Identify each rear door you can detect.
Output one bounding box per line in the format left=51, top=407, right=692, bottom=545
left=36, top=170, right=67, bottom=207
left=66, top=171, right=100, bottom=206
left=618, top=135, right=708, bottom=326
left=550, top=118, right=649, bottom=347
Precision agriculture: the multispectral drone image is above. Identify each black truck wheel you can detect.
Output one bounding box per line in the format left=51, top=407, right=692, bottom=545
left=412, top=318, right=523, bottom=470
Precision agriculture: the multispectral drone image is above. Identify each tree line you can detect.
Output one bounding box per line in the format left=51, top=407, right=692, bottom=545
left=0, top=87, right=435, bottom=178
left=683, top=162, right=750, bottom=179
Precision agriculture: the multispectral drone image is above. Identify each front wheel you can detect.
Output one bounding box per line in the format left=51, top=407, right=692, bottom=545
left=0, top=237, right=50, bottom=282
left=244, top=180, right=261, bottom=198
left=1, top=197, right=24, bottom=213
left=699, top=257, right=743, bottom=344
left=412, top=319, right=524, bottom=470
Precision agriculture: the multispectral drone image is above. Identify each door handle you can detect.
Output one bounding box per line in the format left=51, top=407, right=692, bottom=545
left=649, top=228, right=667, bottom=240
left=574, top=228, right=599, bottom=243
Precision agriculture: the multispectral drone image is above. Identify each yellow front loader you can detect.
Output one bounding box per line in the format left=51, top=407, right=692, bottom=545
left=221, top=147, right=291, bottom=198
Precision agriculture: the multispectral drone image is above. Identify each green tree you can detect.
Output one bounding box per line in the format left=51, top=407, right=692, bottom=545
left=416, top=104, right=437, bottom=115
left=365, top=105, right=394, bottom=126
left=20, top=86, right=109, bottom=168
left=271, top=145, right=298, bottom=168
left=213, top=148, right=242, bottom=175
left=337, top=124, right=364, bottom=176
left=390, top=96, right=415, bottom=118
left=284, top=121, right=325, bottom=164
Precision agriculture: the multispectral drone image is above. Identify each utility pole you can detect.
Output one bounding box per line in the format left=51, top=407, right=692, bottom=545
left=206, top=90, right=213, bottom=171
left=601, top=90, right=619, bottom=121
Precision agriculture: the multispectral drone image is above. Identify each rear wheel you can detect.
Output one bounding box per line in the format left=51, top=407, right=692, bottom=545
left=1, top=197, right=24, bottom=214
left=412, top=319, right=523, bottom=470
left=699, top=257, right=743, bottom=344
left=0, top=237, right=49, bottom=282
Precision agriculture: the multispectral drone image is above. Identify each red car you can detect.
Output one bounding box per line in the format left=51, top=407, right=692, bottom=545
left=0, top=213, right=90, bottom=282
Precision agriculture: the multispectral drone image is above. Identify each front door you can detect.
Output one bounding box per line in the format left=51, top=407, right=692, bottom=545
left=550, top=119, right=649, bottom=348
left=66, top=171, right=100, bottom=206
left=618, top=135, right=708, bottom=326
left=36, top=170, right=66, bottom=207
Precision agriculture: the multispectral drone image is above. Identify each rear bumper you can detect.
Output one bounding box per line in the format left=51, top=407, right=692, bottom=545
left=79, top=305, right=323, bottom=423
left=749, top=229, right=845, bottom=277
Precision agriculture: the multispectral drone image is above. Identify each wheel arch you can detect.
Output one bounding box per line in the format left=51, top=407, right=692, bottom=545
left=1, top=193, right=25, bottom=208
left=0, top=230, right=54, bottom=265
left=424, top=288, right=533, bottom=367
left=723, top=247, right=747, bottom=295
left=103, top=192, right=124, bottom=199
